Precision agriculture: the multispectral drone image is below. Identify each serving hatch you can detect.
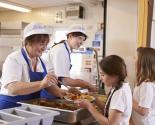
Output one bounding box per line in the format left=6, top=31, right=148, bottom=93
left=19, top=98, right=92, bottom=124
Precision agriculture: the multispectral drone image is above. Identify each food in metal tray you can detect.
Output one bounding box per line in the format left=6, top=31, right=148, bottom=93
left=20, top=99, right=92, bottom=124
left=64, top=93, right=95, bottom=102
left=27, top=99, right=78, bottom=110
left=68, top=87, right=81, bottom=94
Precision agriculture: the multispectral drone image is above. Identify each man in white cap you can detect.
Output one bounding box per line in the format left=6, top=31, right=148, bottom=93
left=0, top=22, right=66, bottom=109
left=45, top=26, right=96, bottom=92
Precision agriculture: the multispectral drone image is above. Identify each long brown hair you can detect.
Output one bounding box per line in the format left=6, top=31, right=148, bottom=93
left=136, top=47, right=155, bottom=86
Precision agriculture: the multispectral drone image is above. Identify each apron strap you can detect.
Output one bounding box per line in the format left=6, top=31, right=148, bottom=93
left=21, top=48, right=32, bottom=71
left=63, top=42, right=72, bottom=70
left=21, top=48, right=47, bottom=73
left=52, top=40, right=65, bottom=48
left=39, top=57, right=47, bottom=74
left=64, top=42, right=71, bottom=64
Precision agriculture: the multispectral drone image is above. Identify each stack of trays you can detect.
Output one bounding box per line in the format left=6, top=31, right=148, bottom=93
left=0, top=105, right=60, bottom=125
left=0, top=112, right=25, bottom=125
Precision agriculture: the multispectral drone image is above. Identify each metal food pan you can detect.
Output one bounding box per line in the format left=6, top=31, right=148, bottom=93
left=20, top=98, right=91, bottom=124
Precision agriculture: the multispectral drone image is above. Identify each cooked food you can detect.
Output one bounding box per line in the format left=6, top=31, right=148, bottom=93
left=64, top=93, right=95, bottom=102
left=68, top=87, right=81, bottom=94
left=31, top=99, right=78, bottom=110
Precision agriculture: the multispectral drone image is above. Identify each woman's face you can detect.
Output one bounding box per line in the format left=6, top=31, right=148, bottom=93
left=100, top=71, right=119, bottom=87
left=29, top=40, right=49, bottom=57
left=69, top=35, right=86, bottom=49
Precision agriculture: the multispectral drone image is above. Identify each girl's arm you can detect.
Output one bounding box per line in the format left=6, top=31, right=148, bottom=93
left=95, top=97, right=105, bottom=112
left=108, top=109, right=123, bottom=125
left=133, top=99, right=149, bottom=116
left=87, top=103, right=109, bottom=125
left=75, top=100, right=123, bottom=125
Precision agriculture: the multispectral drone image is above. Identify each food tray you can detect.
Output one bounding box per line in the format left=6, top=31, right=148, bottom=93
left=1, top=105, right=60, bottom=125
left=16, top=105, right=60, bottom=125
left=0, top=112, right=25, bottom=125
left=2, top=108, right=40, bottom=125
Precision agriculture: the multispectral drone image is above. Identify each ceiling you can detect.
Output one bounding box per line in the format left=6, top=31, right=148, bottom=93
left=7, top=0, right=79, bottom=8
left=0, top=0, right=101, bottom=11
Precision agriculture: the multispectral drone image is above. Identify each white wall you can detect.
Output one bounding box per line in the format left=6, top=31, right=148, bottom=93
left=106, top=0, right=138, bottom=88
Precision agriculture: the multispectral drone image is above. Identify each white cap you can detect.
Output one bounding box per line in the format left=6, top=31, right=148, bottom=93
left=66, top=26, right=87, bottom=37
left=23, top=22, right=50, bottom=40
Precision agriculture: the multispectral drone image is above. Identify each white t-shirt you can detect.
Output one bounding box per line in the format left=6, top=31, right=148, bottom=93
left=0, top=48, right=46, bottom=96
left=132, top=82, right=155, bottom=125
left=45, top=41, right=72, bottom=77
left=109, top=83, right=132, bottom=125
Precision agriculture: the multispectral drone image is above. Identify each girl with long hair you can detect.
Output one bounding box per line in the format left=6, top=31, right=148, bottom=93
left=132, top=47, right=155, bottom=125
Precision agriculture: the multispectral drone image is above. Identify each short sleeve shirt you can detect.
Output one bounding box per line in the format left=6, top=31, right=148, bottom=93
left=0, top=48, right=46, bottom=96
left=132, top=82, right=155, bottom=125
left=110, top=83, right=132, bottom=125
left=45, top=41, right=72, bottom=77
